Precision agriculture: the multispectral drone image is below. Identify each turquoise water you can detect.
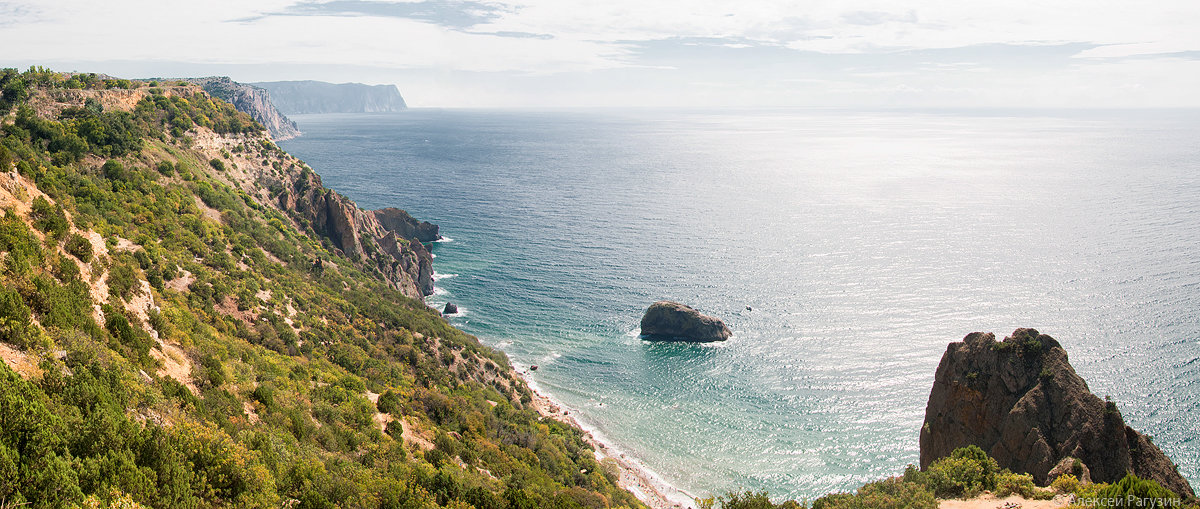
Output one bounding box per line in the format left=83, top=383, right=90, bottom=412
left=280, top=109, right=1200, bottom=500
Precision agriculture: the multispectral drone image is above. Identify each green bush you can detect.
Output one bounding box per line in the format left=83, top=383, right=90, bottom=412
left=949, top=445, right=999, bottom=489
left=31, top=196, right=69, bottom=239
left=994, top=471, right=1044, bottom=499
left=65, top=232, right=92, bottom=262
left=1050, top=473, right=1079, bottom=494
left=926, top=457, right=987, bottom=499
left=0, top=285, right=34, bottom=348
left=699, top=490, right=802, bottom=509
left=1089, top=474, right=1180, bottom=509
left=813, top=478, right=937, bottom=509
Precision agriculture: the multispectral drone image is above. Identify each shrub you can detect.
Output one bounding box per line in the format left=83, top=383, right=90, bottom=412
left=926, top=457, right=987, bottom=498
left=376, top=389, right=403, bottom=414
left=1051, top=473, right=1079, bottom=494
left=65, top=232, right=92, bottom=262
left=1090, top=474, right=1180, bottom=509
left=209, top=158, right=225, bottom=172
left=829, top=478, right=936, bottom=509
left=0, top=286, right=34, bottom=348
left=106, top=258, right=138, bottom=302
left=31, top=196, right=69, bottom=239
left=949, top=445, right=999, bottom=489
left=102, top=160, right=126, bottom=180
left=703, top=490, right=802, bottom=509
left=994, top=471, right=1039, bottom=498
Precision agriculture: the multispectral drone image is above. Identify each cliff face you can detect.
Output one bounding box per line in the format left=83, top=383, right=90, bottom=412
left=251, top=80, right=407, bottom=114
left=921, top=329, right=1194, bottom=497
left=373, top=208, right=439, bottom=243
left=274, top=169, right=436, bottom=297
left=190, top=77, right=300, bottom=141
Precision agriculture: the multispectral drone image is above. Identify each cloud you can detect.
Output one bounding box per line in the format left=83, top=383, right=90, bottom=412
left=235, top=0, right=509, bottom=30
left=2, top=0, right=1199, bottom=106
left=0, top=1, right=42, bottom=26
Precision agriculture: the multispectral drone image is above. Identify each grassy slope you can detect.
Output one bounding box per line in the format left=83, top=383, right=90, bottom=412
left=0, top=67, right=641, bottom=509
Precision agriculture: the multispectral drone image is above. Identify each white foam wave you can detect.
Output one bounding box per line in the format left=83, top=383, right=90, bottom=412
left=434, top=237, right=454, bottom=243
left=433, top=272, right=458, bottom=279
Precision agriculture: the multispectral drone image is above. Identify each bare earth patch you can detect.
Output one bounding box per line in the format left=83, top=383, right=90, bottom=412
left=939, top=493, right=1071, bottom=509
left=399, top=417, right=435, bottom=451
left=243, top=400, right=261, bottom=424
left=151, top=341, right=198, bottom=396
left=365, top=391, right=393, bottom=433
left=0, top=342, right=38, bottom=379
left=214, top=295, right=257, bottom=325
left=165, top=268, right=195, bottom=293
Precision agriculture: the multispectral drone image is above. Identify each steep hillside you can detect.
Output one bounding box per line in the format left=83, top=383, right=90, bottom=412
left=0, top=67, right=640, bottom=509
left=189, top=77, right=300, bottom=141
left=252, top=80, right=407, bottom=114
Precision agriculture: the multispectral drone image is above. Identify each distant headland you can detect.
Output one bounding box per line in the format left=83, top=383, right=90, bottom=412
left=251, top=80, right=407, bottom=115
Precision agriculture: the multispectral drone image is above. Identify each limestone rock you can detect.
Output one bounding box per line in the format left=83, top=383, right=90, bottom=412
left=191, top=77, right=300, bottom=141
left=277, top=167, right=438, bottom=299
left=639, top=301, right=731, bottom=342
left=373, top=208, right=440, bottom=243
left=1047, top=456, right=1092, bottom=484
left=250, top=80, right=407, bottom=114
left=920, top=328, right=1193, bottom=497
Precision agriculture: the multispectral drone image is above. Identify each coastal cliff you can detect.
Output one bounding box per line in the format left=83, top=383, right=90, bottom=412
left=920, top=328, right=1194, bottom=498
left=251, top=80, right=407, bottom=114
left=274, top=168, right=436, bottom=297
left=188, top=76, right=300, bottom=141
left=0, top=67, right=641, bottom=508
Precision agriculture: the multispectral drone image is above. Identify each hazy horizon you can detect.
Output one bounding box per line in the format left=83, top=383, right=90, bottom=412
left=4, top=1, right=1200, bottom=108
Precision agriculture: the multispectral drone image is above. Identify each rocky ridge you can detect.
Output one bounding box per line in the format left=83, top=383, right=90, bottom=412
left=920, top=328, right=1194, bottom=497
left=32, top=82, right=438, bottom=300
left=188, top=77, right=300, bottom=141
left=274, top=168, right=436, bottom=297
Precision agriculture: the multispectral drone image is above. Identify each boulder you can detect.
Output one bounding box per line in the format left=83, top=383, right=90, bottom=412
left=920, top=328, right=1193, bottom=497
left=639, top=301, right=731, bottom=342
left=1047, top=456, right=1092, bottom=484
left=443, top=302, right=458, bottom=315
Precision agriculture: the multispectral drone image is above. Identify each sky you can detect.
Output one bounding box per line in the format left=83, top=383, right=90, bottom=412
left=3, top=0, right=1200, bottom=108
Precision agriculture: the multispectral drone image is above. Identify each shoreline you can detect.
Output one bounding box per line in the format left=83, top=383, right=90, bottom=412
left=515, top=370, right=697, bottom=509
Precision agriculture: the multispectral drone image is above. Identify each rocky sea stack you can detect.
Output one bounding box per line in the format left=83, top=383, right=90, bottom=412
left=921, top=328, right=1194, bottom=497
left=639, top=301, right=731, bottom=342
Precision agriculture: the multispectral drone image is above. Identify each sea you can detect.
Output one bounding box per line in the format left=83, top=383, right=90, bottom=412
left=279, top=108, right=1200, bottom=501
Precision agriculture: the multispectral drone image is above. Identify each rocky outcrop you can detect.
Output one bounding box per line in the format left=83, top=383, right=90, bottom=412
left=639, top=301, right=731, bottom=342
left=190, top=77, right=300, bottom=141
left=276, top=168, right=436, bottom=299
left=920, top=328, right=1193, bottom=497
left=373, top=208, right=439, bottom=243
left=250, top=80, right=407, bottom=114
left=443, top=303, right=458, bottom=315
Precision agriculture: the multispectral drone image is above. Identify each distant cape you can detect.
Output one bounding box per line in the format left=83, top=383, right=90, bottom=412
left=250, top=80, right=408, bottom=114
